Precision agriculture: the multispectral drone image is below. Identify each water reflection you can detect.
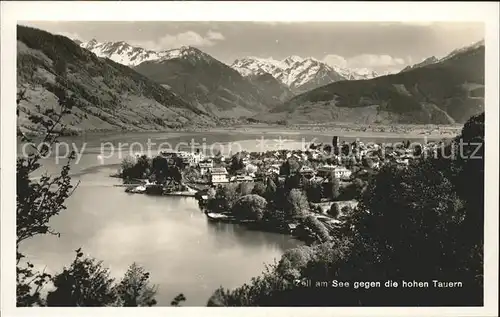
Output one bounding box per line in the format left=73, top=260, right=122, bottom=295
left=20, top=164, right=300, bottom=306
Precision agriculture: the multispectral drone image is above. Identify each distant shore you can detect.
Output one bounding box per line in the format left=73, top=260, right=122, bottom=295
left=20, top=122, right=462, bottom=140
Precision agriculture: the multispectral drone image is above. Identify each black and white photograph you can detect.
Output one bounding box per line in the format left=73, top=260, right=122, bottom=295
left=1, top=1, right=499, bottom=316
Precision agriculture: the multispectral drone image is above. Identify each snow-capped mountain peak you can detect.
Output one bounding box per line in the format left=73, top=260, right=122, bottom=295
left=79, top=38, right=386, bottom=94
left=231, top=55, right=382, bottom=93
left=80, top=39, right=168, bottom=66
left=282, top=55, right=303, bottom=66
left=86, top=38, right=98, bottom=47
left=157, top=45, right=212, bottom=63
left=79, top=40, right=213, bottom=67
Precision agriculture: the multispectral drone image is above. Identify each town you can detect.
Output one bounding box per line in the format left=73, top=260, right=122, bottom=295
left=116, top=135, right=444, bottom=244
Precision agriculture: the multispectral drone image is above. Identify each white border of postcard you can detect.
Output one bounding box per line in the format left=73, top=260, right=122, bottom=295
left=1, top=1, right=499, bottom=317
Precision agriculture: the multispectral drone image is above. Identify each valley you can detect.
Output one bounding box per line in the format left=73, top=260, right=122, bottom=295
left=17, top=24, right=485, bottom=135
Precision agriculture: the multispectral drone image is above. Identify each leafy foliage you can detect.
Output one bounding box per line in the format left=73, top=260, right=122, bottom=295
left=15, top=63, right=170, bottom=307
left=270, top=45, right=484, bottom=125
left=327, top=173, right=341, bottom=200
left=231, top=195, right=268, bottom=221
left=284, top=189, right=308, bottom=220
left=301, top=215, right=331, bottom=243
left=46, top=250, right=117, bottom=307
left=17, top=25, right=214, bottom=132
left=237, top=182, right=254, bottom=196
left=116, top=263, right=158, bottom=307
left=208, top=112, right=485, bottom=306
left=251, top=182, right=267, bottom=197
left=16, top=73, right=80, bottom=306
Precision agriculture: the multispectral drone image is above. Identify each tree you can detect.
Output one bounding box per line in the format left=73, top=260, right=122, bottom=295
left=115, top=263, right=158, bottom=307
left=265, top=178, right=277, bottom=202
left=15, top=54, right=168, bottom=307
left=284, top=173, right=301, bottom=190
left=135, top=155, right=151, bottom=179
left=302, top=215, right=331, bottom=242
left=207, top=287, right=231, bottom=306
left=329, top=203, right=342, bottom=219
left=46, top=249, right=117, bottom=306
left=167, top=166, right=182, bottom=183
left=264, top=208, right=287, bottom=224
left=341, top=144, right=351, bottom=156
left=206, top=187, right=216, bottom=199
left=171, top=293, right=187, bottom=306
left=356, top=160, right=468, bottom=284
left=120, top=156, right=137, bottom=179
left=285, top=189, right=308, bottom=220
left=342, top=178, right=366, bottom=200
left=230, top=154, right=244, bottom=173
left=183, top=166, right=201, bottom=183
left=151, top=155, right=169, bottom=183
left=251, top=182, right=267, bottom=197
left=209, top=184, right=239, bottom=212
left=280, top=158, right=300, bottom=176
left=361, top=156, right=374, bottom=168
left=304, top=181, right=323, bottom=203
left=16, top=74, right=79, bottom=306
left=346, top=155, right=357, bottom=169
left=327, top=173, right=341, bottom=200
left=237, top=182, right=254, bottom=196
left=207, top=113, right=485, bottom=307
left=231, top=194, right=268, bottom=221
left=276, top=246, right=315, bottom=280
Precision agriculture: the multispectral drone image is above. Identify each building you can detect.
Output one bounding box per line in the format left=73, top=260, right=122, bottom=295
left=317, top=164, right=337, bottom=178
left=230, top=175, right=254, bottom=183
left=266, top=166, right=280, bottom=176
left=210, top=167, right=229, bottom=184
left=317, top=164, right=352, bottom=180
left=159, top=150, right=180, bottom=165
left=332, top=166, right=352, bottom=180
left=245, top=163, right=258, bottom=174
left=198, top=159, right=214, bottom=176
left=395, top=158, right=410, bottom=166
left=299, top=165, right=315, bottom=178
left=178, top=151, right=198, bottom=166
left=193, top=152, right=204, bottom=165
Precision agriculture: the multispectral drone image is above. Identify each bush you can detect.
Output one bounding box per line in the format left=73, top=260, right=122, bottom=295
left=285, top=189, right=309, bottom=220
left=329, top=203, right=342, bottom=219
left=231, top=194, right=267, bottom=221
left=251, top=182, right=267, bottom=197
left=302, top=215, right=330, bottom=242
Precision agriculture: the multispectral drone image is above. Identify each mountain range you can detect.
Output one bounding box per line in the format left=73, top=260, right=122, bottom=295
left=231, top=56, right=381, bottom=94
left=400, top=40, right=485, bottom=73
left=81, top=39, right=384, bottom=95
left=17, top=25, right=485, bottom=133
left=81, top=40, right=292, bottom=118
left=260, top=39, right=485, bottom=125
left=17, top=25, right=217, bottom=134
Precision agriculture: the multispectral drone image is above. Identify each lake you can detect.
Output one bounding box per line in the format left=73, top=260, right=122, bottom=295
left=17, top=129, right=444, bottom=306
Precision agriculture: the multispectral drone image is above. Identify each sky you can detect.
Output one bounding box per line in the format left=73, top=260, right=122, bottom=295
left=21, top=21, right=484, bottom=73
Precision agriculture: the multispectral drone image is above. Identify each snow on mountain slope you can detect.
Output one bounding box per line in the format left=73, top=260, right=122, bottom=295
left=80, top=39, right=168, bottom=66
left=80, top=39, right=215, bottom=67
left=231, top=56, right=383, bottom=93
left=80, top=38, right=393, bottom=95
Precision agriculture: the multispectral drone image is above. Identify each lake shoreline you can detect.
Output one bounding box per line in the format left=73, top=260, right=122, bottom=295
left=22, top=122, right=462, bottom=141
